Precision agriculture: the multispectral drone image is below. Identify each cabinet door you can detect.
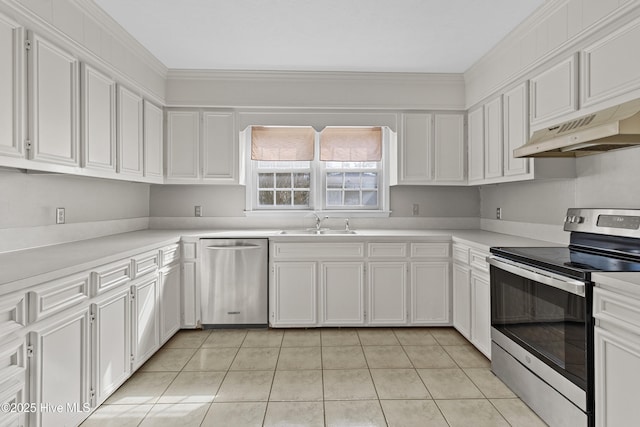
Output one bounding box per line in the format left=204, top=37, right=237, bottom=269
left=321, top=262, right=365, bottom=325
left=594, top=327, right=640, bottom=427
left=400, top=113, right=433, bottom=183
left=368, top=262, right=407, bottom=325
left=503, top=82, right=531, bottom=177
left=434, top=114, right=465, bottom=183
left=117, top=85, right=144, bottom=176
left=132, top=276, right=159, bottom=370
left=484, top=96, right=503, bottom=180
left=202, top=111, right=237, bottom=182
left=530, top=54, right=578, bottom=127
left=467, top=106, right=484, bottom=183
left=143, top=100, right=163, bottom=180
left=471, top=274, right=491, bottom=358
left=166, top=110, right=200, bottom=180
left=30, top=306, right=90, bottom=427
left=81, top=64, right=116, bottom=172
left=272, top=262, right=317, bottom=326
left=29, top=33, right=80, bottom=166
left=160, top=265, right=181, bottom=344
left=0, top=15, right=25, bottom=158
left=452, top=263, right=471, bottom=339
left=410, top=261, right=450, bottom=325
left=92, top=288, right=130, bottom=406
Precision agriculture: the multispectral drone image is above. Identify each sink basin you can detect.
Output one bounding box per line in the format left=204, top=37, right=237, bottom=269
left=279, top=229, right=357, bottom=235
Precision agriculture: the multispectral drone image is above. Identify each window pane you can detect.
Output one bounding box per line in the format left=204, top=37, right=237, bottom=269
left=325, top=161, right=378, bottom=169
left=344, top=191, right=360, bottom=205
left=259, top=191, right=274, bottom=205
left=293, top=173, right=310, bottom=188
left=275, top=191, right=292, bottom=205
left=344, top=173, right=361, bottom=189
left=257, top=160, right=311, bottom=169
left=326, top=190, right=342, bottom=206
left=327, top=172, right=344, bottom=189
left=258, top=173, right=274, bottom=188
left=293, top=191, right=310, bottom=206
left=362, top=191, right=378, bottom=206
left=276, top=173, right=291, bottom=188
left=362, top=172, right=378, bottom=189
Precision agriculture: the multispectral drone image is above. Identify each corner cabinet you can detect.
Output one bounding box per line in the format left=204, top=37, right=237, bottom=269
left=399, top=112, right=465, bottom=185
left=143, top=101, right=164, bottom=182
left=165, top=109, right=239, bottom=184
left=117, top=85, right=144, bottom=178
left=0, top=14, right=25, bottom=160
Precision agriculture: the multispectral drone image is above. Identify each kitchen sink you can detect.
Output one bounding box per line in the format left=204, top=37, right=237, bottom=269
left=279, top=229, right=357, bottom=235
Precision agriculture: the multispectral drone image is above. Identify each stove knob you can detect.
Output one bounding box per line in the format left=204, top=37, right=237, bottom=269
left=575, top=216, right=585, bottom=224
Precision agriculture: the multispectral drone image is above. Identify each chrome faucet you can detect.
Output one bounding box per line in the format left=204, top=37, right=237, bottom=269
left=344, top=218, right=350, bottom=231
left=312, top=213, right=327, bottom=230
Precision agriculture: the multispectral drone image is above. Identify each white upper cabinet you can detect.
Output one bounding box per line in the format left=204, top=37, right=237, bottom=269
left=28, top=32, right=80, bottom=167
left=581, top=16, right=640, bottom=108
left=117, top=85, right=144, bottom=177
left=503, top=82, right=531, bottom=177
left=529, top=54, right=579, bottom=129
left=81, top=64, right=116, bottom=172
left=484, top=96, right=503, bottom=180
left=399, top=112, right=465, bottom=184
left=143, top=100, right=164, bottom=181
left=467, top=106, right=485, bottom=183
left=0, top=14, right=25, bottom=159
left=166, top=109, right=239, bottom=184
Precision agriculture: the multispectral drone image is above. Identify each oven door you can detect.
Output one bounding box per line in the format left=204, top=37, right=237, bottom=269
left=488, top=257, right=590, bottom=391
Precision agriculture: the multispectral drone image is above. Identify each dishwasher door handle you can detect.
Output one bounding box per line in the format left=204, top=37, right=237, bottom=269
left=206, top=245, right=262, bottom=251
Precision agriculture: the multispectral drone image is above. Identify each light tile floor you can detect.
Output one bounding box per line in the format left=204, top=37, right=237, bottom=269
left=81, top=327, right=547, bottom=426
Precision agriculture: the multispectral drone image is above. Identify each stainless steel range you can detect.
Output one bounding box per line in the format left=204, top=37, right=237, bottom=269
left=488, top=208, right=640, bottom=427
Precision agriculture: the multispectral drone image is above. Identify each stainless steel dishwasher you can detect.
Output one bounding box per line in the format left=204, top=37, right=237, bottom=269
left=199, top=239, right=268, bottom=328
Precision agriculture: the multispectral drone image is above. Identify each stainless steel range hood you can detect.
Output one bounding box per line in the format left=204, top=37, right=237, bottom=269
left=514, top=99, right=640, bottom=158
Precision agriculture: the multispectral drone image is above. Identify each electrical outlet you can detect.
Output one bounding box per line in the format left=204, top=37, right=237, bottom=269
left=56, top=207, right=65, bottom=224
left=195, top=205, right=202, bottom=217
left=496, top=207, right=502, bottom=220
left=412, top=204, right=419, bottom=216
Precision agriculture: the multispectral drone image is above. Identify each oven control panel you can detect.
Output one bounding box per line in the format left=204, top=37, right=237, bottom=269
left=564, top=208, right=640, bottom=237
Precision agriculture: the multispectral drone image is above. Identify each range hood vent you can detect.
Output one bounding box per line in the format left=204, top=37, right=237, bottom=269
left=514, top=99, right=640, bottom=158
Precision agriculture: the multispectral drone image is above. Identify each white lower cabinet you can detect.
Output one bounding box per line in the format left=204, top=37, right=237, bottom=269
left=452, top=262, right=471, bottom=339
left=159, top=264, right=181, bottom=344
left=131, top=275, right=160, bottom=371
left=368, top=262, right=407, bottom=325
left=0, top=337, right=27, bottom=427
left=470, top=273, right=491, bottom=357
left=272, top=262, right=317, bottom=326
left=321, top=262, right=365, bottom=325
left=29, top=305, right=91, bottom=427
left=91, top=287, right=131, bottom=406
left=410, top=261, right=450, bottom=325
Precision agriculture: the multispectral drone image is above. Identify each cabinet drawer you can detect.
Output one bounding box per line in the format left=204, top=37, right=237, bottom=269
left=161, top=244, right=181, bottom=267
left=368, top=243, right=407, bottom=258
left=0, top=292, right=26, bottom=336
left=0, top=337, right=26, bottom=386
left=452, top=244, right=470, bottom=263
left=28, top=273, right=90, bottom=322
left=91, top=260, right=131, bottom=296
left=594, top=287, right=640, bottom=334
left=0, top=377, right=26, bottom=427
left=469, top=249, right=490, bottom=273
left=410, top=242, right=450, bottom=258
left=182, top=241, right=197, bottom=260
left=273, top=242, right=364, bottom=260
left=132, top=250, right=160, bottom=278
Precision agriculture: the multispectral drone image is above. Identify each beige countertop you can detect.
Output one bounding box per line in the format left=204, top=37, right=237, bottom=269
left=0, top=228, right=557, bottom=295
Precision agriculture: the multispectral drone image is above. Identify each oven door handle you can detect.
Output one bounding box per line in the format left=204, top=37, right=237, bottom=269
left=487, top=256, right=586, bottom=296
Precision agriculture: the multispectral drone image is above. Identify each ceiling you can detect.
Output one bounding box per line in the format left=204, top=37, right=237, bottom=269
left=93, top=0, right=545, bottom=73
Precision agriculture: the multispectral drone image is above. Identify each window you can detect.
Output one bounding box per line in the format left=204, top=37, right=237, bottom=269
left=245, top=125, right=393, bottom=216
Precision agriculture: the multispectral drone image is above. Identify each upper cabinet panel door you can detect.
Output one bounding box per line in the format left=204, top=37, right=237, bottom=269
left=484, top=96, right=503, bottom=180
left=143, top=100, right=163, bottom=180
left=202, top=111, right=236, bottom=182
left=81, top=64, right=116, bottom=172
left=503, top=83, right=531, bottom=177
left=166, top=110, right=200, bottom=181
left=581, top=17, right=640, bottom=108
left=530, top=54, right=578, bottom=128
left=400, top=113, right=433, bottom=183
left=29, top=33, right=79, bottom=166
left=117, top=86, right=144, bottom=176
left=434, top=113, right=465, bottom=183
left=467, top=106, right=484, bottom=183
left=0, top=15, right=25, bottom=158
